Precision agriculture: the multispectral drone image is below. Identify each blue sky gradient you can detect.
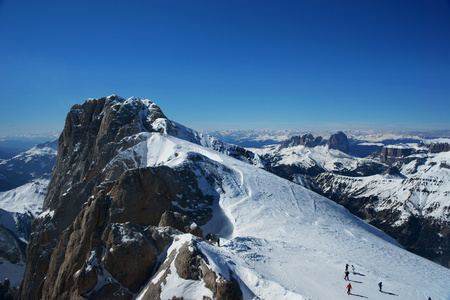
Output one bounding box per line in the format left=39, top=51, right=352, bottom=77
left=1, top=0, right=449, bottom=136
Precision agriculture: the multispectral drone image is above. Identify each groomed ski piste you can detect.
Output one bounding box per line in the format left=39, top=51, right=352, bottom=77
left=111, top=131, right=450, bottom=300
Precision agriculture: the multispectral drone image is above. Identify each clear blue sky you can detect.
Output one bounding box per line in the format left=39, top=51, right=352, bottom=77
left=1, top=0, right=449, bottom=136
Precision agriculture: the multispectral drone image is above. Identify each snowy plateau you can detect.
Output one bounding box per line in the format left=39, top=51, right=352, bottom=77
left=1, top=96, right=450, bottom=299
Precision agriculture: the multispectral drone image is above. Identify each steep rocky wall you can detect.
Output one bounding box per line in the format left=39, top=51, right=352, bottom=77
left=19, top=96, right=185, bottom=299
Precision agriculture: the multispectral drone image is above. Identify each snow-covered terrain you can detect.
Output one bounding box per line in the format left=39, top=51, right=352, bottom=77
left=0, top=176, right=48, bottom=216
left=0, top=176, right=49, bottom=286
left=0, top=141, right=53, bottom=287
left=253, top=143, right=386, bottom=177
left=316, top=151, right=450, bottom=224
left=120, top=132, right=450, bottom=299
left=0, top=139, right=57, bottom=192
left=254, top=144, right=361, bottom=172
left=12, top=97, right=450, bottom=298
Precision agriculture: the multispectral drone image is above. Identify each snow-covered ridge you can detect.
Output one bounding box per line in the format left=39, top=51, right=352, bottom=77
left=127, top=132, right=450, bottom=299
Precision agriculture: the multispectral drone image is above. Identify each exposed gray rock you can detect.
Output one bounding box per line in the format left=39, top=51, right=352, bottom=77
left=327, top=131, right=350, bottom=153
left=138, top=238, right=242, bottom=300
left=159, top=210, right=203, bottom=237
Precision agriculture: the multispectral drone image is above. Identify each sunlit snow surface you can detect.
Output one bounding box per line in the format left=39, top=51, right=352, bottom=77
left=0, top=177, right=47, bottom=215
left=124, top=132, right=450, bottom=300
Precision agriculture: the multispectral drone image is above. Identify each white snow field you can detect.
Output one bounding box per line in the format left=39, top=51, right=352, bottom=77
left=121, top=132, right=450, bottom=300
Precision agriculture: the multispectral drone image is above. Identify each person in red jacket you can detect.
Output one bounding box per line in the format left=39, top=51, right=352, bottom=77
left=346, top=283, right=352, bottom=295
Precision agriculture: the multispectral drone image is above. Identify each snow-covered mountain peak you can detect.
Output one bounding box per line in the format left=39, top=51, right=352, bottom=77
left=15, top=96, right=450, bottom=299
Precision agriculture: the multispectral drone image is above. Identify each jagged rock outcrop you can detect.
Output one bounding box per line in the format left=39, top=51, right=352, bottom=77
left=19, top=96, right=244, bottom=299
left=327, top=131, right=350, bottom=153
left=137, top=236, right=242, bottom=300
left=279, top=133, right=323, bottom=149
left=384, top=166, right=402, bottom=176
left=159, top=210, right=203, bottom=237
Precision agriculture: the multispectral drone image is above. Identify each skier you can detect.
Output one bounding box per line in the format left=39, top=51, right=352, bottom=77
left=346, top=283, right=352, bottom=295
left=378, top=281, right=382, bottom=292
left=344, top=270, right=350, bottom=281
left=352, top=265, right=355, bottom=275
left=345, top=263, right=349, bottom=272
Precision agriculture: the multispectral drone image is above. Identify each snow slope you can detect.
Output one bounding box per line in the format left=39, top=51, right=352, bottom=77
left=124, top=132, right=450, bottom=300
left=0, top=176, right=48, bottom=215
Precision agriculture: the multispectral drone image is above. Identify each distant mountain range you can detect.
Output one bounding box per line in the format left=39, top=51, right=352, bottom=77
left=202, top=128, right=450, bottom=150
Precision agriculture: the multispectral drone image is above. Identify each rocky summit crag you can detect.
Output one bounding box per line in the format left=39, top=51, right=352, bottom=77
left=19, top=96, right=258, bottom=299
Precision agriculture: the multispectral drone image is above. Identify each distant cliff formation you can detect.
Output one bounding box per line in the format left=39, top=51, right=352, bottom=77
left=381, top=141, right=449, bottom=164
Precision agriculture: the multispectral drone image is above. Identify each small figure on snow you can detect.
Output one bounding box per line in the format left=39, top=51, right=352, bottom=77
left=346, top=283, right=352, bottom=295
left=344, top=270, right=350, bottom=281
left=378, top=281, right=382, bottom=292
left=345, top=263, right=349, bottom=272
left=352, top=264, right=355, bottom=275
left=217, top=236, right=220, bottom=247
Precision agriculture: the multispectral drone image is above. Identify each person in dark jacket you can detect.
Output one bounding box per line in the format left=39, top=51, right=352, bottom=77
left=378, top=281, right=382, bottom=292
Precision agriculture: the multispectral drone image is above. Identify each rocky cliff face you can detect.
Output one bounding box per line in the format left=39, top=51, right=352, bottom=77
left=380, top=145, right=415, bottom=165
left=327, top=131, right=350, bottom=153
left=19, top=96, right=245, bottom=299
